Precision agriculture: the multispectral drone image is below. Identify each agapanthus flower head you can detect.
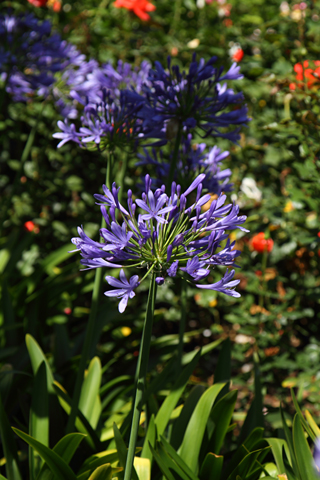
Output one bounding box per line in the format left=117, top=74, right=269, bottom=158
left=54, top=88, right=166, bottom=150
left=71, top=174, right=248, bottom=312
left=140, top=54, right=249, bottom=142
left=0, top=11, right=84, bottom=103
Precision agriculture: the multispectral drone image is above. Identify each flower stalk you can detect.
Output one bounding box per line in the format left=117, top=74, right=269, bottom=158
left=124, top=271, right=157, bottom=480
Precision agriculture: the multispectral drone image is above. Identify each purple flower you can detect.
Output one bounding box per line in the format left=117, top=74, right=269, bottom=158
left=52, top=121, right=82, bottom=148
left=196, top=269, right=240, bottom=297
left=72, top=174, right=248, bottom=311
left=105, top=269, right=140, bottom=313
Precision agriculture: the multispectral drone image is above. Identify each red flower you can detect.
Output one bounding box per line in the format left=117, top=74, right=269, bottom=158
left=232, top=48, right=244, bottom=63
left=24, top=221, right=39, bottom=233
left=27, top=0, right=48, bottom=6
left=289, top=60, right=320, bottom=90
left=113, top=0, right=156, bottom=21
left=64, top=307, right=72, bottom=315
left=252, top=232, right=274, bottom=253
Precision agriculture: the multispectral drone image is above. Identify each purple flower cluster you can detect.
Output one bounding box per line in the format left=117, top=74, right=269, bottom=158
left=71, top=174, right=248, bottom=312
left=141, top=55, right=249, bottom=142
left=0, top=12, right=82, bottom=103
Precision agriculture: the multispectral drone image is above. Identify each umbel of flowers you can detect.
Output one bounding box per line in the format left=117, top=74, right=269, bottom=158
left=0, top=11, right=84, bottom=103
left=71, top=173, right=248, bottom=312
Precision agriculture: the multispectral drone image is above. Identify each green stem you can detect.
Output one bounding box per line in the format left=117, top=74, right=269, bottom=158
left=124, top=272, right=157, bottom=480
left=66, top=166, right=110, bottom=434
left=258, top=250, right=268, bottom=308
left=177, top=278, right=187, bottom=369
left=167, top=125, right=182, bottom=188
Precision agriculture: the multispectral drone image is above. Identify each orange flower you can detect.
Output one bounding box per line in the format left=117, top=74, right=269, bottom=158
left=289, top=60, right=320, bottom=90
left=113, top=0, right=156, bottom=21
left=252, top=232, right=274, bottom=253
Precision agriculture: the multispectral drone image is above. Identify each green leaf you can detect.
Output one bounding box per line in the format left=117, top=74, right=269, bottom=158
left=291, top=389, right=316, bottom=442
left=88, top=464, right=113, bottom=480
left=226, top=447, right=270, bottom=480
left=171, top=385, right=205, bottom=450
left=148, top=443, right=177, bottom=480
left=53, top=382, right=101, bottom=451
left=305, top=410, right=320, bottom=438
left=280, top=407, right=299, bottom=477
left=79, top=357, right=101, bottom=429
left=141, top=414, right=156, bottom=463
left=113, top=423, right=139, bottom=480
left=265, top=438, right=290, bottom=476
left=199, top=453, right=223, bottom=480
left=37, top=433, right=86, bottom=480
left=25, top=335, right=54, bottom=394
left=12, top=429, right=77, bottom=480
left=0, top=396, right=22, bottom=480
left=293, top=414, right=319, bottom=480
left=29, top=362, right=49, bottom=479
left=181, top=339, right=223, bottom=365
left=133, top=457, right=150, bottom=480
left=160, top=436, right=199, bottom=480
left=155, top=349, right=201, bottom=438
left=223, top=427, right=264, bottom=478
left=179, top=383, right=225, bottom=473
left=208, top=390, right=237, bottom=454
left=77, top=450, right=119, bottom=480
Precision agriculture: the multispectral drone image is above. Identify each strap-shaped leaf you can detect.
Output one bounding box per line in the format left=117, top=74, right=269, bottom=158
left=26, top=335, right=54, bottom=394
left=199, top=453, right=223, bottom=480
left=133, top=457, right=151, bottom=480
left=29, top=361, right=49, bottom=480
left=305, top=410, right=320, bottom=438
left=223, top=427, right=264, bottom=478
left=291, top=390, right=316, bottom=442
left=79, top=357, right=101, bottom=429
left=155, top=349, right=201, bottom=437
left=88, top=464, right=113, bottom=480
left=226, top=447, right=270, bottom=480
left=160, top=436, right=199, bottom=480
left=0, top=396, right=22, bottom=480
left=37, top=433, right=86, bottom=480
left=53, top=382, right=101, bottom=451
left=292, top=414, right=319, bottom=480
left=208, top=390, right=237, bottom=454
left=141, top=414, right=156, bottom=463
left=113, top=423, right=139, bottom=480
left=77, top=450, right=119, bottom=480
left=12, top=428, right=77, bottom=480
left=179, top=383, right=225, bottom=473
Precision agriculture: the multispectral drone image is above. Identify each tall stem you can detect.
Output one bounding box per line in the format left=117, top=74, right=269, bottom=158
left=66, top=158, right=112, bottom=434
left=167, top=125, right=182, bottom=188
left=177, top=278, right=187, bottom=369
left=124, top=272, right=157, bottom=480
